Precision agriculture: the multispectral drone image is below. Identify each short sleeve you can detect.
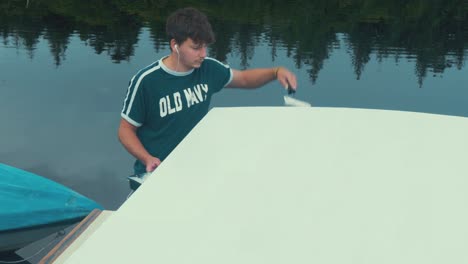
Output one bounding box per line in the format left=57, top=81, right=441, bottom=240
left=121, top=76, right=146, bottom=127
left=204, top=57, right=233, bottom=94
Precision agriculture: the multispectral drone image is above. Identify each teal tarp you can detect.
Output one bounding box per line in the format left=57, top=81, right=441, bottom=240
left=0, top=163, right=103, bottom=232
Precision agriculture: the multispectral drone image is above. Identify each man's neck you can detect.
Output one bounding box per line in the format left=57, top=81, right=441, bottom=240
left=163, top=53, right=191, bottom=72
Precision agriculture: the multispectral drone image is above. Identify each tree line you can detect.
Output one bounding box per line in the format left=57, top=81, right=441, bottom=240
left=1, top=0, right=467, bottom=85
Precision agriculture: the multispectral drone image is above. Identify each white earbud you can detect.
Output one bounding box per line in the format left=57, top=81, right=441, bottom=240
left=174, top=44, right=179, bottom=54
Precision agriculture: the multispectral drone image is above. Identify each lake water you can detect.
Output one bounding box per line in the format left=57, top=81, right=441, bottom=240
left=1, top=1, right=468, bottom=213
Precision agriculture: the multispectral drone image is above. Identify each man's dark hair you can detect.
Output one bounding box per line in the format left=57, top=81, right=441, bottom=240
left=166, top=7, right=215, bottom=45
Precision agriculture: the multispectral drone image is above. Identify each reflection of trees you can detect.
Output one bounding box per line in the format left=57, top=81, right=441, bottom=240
left=387, top=0, right=468, bottom=86
left=1, top=0, right=468, bottom=86
left=1, top=0, right=142, bottom=64
left=346, top=23, right=378, bottom=80
left=207, top=19, right=233, bottom=63
left=147, top=20, right=168, bottom=54
left=263, top=0, right=339, bottom=84
left=231, top=24, right=261, bottom=69
left=0, top=1, right=44, bottom=59
left=78, top=23, right=140, bottom=63
left=45, top=0, right=143, bottom=63
left=42, top=13, right=74, bottom=66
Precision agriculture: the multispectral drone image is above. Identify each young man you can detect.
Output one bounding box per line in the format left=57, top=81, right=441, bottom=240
left=119, top=7, right=297, bottom=175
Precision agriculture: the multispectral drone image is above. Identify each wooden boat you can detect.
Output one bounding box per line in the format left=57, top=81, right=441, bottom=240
left=0, top=163, right=103, bottom=253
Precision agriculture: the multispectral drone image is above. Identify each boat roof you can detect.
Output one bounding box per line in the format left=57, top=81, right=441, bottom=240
left=62, top=107, right=468, bottom=263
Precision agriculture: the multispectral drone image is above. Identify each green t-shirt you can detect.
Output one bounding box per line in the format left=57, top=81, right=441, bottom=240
left=121, top=57, right=232, bottom=174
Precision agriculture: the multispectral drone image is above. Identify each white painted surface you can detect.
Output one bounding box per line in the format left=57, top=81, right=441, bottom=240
left=52, top=211, right=113, bottom=264
left=63, top=107, right=468, bottom=263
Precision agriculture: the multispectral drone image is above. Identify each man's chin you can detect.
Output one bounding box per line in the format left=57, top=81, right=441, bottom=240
left=193, top=60, right=204, bottom=68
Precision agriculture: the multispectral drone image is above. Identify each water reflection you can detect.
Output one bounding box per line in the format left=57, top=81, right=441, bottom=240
left=1, top=0, right=467, bottom=86
left=1, top=1, right=468, bottom=211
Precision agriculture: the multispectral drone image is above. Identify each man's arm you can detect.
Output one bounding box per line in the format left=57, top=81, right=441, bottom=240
left=226, top=67, right=297, bottom=90
left=118, top=118, right=161, bottom=173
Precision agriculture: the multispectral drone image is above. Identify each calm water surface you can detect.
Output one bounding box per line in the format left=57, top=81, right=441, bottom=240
left=1, top=1, right=468, bottom=212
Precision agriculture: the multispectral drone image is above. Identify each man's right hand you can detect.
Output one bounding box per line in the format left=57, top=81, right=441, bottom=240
left=145, top=156, right=161, bottom=173
left=118, top=118, right=162, bottom=173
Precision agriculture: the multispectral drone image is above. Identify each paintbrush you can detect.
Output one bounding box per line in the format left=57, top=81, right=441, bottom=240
left=283, top=86, right=311, bottom=107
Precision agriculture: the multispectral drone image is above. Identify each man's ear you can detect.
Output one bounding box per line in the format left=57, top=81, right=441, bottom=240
left=170, top=39, right=178, bottom=52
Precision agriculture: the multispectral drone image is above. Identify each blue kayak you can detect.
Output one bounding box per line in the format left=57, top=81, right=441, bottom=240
left=0, top=163, right=103, bottom=252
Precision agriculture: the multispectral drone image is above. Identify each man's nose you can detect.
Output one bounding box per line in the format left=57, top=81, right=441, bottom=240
left=200, top=46, right=207, bottom=57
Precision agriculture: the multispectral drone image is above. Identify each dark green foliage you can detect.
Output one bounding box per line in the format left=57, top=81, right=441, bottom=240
left=1, top=0, right=467, bottom=82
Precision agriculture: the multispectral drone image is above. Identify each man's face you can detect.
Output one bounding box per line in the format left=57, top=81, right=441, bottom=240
left=177, top=38, right=208, bottom=70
